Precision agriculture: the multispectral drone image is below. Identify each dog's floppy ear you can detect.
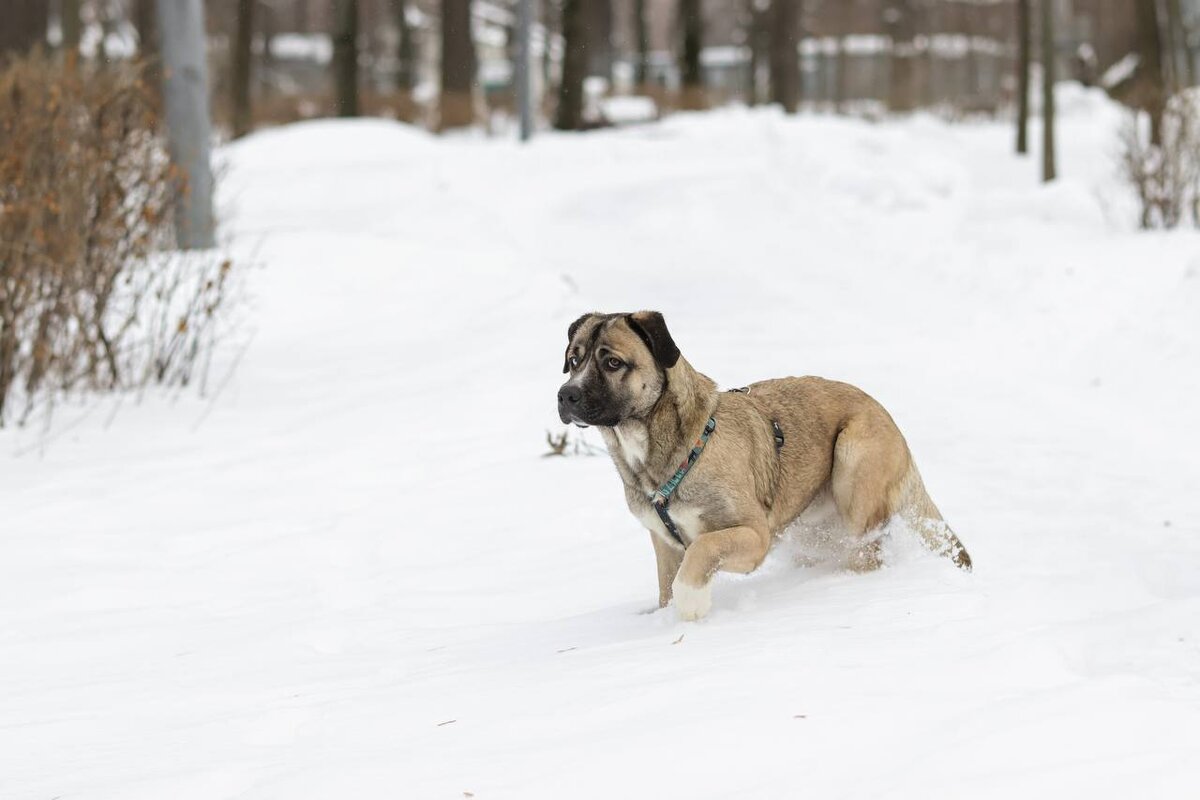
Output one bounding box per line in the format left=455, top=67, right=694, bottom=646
left=563, top=312, right=596, bottom=373
left=567, top=313, right=593, bottom=342
left=626, top=311, right=680, bottom=369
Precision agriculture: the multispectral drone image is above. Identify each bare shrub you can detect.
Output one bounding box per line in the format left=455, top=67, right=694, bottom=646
left=1119, top=90, right=1200, bottom=230
left=543, top=429, right=606, bottom=457
left=0, top=51, right=233, bottom=426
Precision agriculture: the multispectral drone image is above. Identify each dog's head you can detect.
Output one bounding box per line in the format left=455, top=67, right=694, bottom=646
left=557, top=311, right=680, bottom=427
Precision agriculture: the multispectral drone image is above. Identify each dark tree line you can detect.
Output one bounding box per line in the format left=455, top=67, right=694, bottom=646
left=10, top=0, right=1197, bottom=141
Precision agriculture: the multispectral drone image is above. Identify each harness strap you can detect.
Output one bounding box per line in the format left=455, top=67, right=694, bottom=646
left=727, top=387, right=785, bottom=452
left=652, top=501, right=686, bottom=546
left=650, top=416, right=717, bottom=547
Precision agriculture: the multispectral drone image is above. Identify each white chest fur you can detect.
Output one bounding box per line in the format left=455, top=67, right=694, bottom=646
left=636, top=501, right=706, bottom=549
left=613, top=423, right=650, bottom=471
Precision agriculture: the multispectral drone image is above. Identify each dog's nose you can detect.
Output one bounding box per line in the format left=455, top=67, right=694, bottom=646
left=558, top=387, right=581, bottom=406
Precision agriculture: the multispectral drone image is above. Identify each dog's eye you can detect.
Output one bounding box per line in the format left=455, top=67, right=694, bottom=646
left=568, top=355, right=580, bottom=369
left=604, top=357, right=624, bottom=371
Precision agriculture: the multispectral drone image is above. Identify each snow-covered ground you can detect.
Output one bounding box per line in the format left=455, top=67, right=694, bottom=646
left=4, top=87, right=1199, bottom=798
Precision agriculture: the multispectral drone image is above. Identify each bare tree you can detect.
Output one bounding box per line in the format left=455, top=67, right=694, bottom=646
left=586, top=0, right=614, bottom=81
left=1016, top=0, right=1031, bottom=153
left=542, top=0, right=557, bottom=87
left=833, top=36, right=846, bottom=112
left=393, top=0, right=418, bottom=91
left=1042, top=0, right=1056, bottom=182
left=770, top=0, right=800, bottom=113
left=555, top=0, right=586, bottom=129
left=62, top=0, right=82, bottom=55
left=0, top=0, right=49, bottom=55
left=1175, top=0, right=1198, bottom=86
left=440, top=0, right=477, bottom=130
left=747, top=0, right=769, bottom=105
left=156, top=0, right=216, bottom=248
left=333, top=0, right=359, bottom=117
left=232, top=0, right=256, bottom=136
left=260, top=1, right=276, bottom=88
left=884, top=0, right=916, bottom=112
left=680, top=0, right=705, bottom=109
left=634, top=0, right=650, bottom=87
left=134, top=0, right=159, bottom=50
left=1165, top=0, right=1182, bottom=88
left=1137, top=0, right=1167, bottom=144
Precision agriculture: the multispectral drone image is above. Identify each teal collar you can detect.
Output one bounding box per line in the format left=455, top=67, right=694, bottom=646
left=649, top=416, right=717, bottom=546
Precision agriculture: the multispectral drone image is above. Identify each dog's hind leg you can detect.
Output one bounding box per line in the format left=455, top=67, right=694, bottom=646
left=830, top=414, right=910, bottom=572
left=833, top=412, right=973, bottom=571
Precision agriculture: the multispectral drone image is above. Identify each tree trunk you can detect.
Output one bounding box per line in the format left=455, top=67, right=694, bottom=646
left=587, top=0, right=614, bottom=81
left=440, top=0, right=476, bottom=130
left=131, top=0, right=161, bottom=107
left=62, top=0, right=82, bottom=54
left=834, top=37, right=847, bottom=112
left=884, top=0, right=916, bottom=113
left=156, top=0, right=216, bottom=249
left=1179, top=0, right=1199, bottom=86
left=1164, top=0, right=1182, bottom=89
left=232, top=0, right=255, bottom=137
left=0, top=0, right=49, bottom=55
left=963, top=6, right=979, bottom=104
left=679, top=0, right=705, bottom=109
left=634, top=0, right=650, bottom=87
left=555, top=0, right=586, bottom=129
left=333, top=0, right=359, bottom=117
left=261, top=1, right=276, bottom=92
left=1016, top=0, right=1031, bottom=154
left=1041, top=0, right=1056, bottom=182
left=748, top=4, right=768, bottom=105
left=515, top=0, right=533, bottom=140
left=770, top=0, right=800, bottom=113
left=134, top=0, right=160, bottom=57
left=393, top=0, right=417, bottom=91
left=1136, top=0, right=1167, bottom=144
left=542, top=0, right=556, bottom=87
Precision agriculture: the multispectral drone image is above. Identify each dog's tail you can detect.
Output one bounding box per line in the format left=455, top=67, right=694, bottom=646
left=897, top=465, right=973, bottom=571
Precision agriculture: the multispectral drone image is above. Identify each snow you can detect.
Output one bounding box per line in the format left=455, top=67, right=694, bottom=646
left=3, top=86, right=1200, bottom=798
left=78, top=20, right=138, bottom=61
left=269, top=33, right=333, bottom=64
left=700, top=45, right=751, bottom=67
left=600, top=95, right=658, bottom=124
left=1101, top=53, right=1140, bottom=90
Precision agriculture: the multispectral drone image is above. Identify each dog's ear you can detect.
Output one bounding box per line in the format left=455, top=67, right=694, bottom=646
left=563, top=312, right=596, bottom=373
left=626, top=311, right=680, bottom=369
left=567, top=313, right=593, bottom=343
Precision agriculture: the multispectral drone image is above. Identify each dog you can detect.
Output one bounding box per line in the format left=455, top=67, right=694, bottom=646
left=557, top=311, right=971, bottom=620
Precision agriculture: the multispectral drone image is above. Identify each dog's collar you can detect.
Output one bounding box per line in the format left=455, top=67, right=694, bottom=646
left=649, top=416, right=717, bottom=547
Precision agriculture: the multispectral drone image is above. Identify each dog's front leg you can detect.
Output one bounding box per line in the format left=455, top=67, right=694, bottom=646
left=650, top=530, right=684, bottom=607
left=672, top=525, right=770, bottom=621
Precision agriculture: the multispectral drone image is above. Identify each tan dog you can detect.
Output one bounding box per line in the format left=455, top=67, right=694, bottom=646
left=557, top=311, right=971, bottom=620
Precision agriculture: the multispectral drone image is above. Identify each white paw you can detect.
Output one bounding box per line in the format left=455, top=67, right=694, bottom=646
left=672, top=578, right=712, bottom=621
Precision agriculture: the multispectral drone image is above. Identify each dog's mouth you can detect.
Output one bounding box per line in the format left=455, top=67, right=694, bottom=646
left=559, top=408, right=618, bottom=428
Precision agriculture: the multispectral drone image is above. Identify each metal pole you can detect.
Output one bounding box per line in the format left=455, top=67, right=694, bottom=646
left=516, top=0, right=533, bottom=141
left=156, top=0, right=216, bottom=249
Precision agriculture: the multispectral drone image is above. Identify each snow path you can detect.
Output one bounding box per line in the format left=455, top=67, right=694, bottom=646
left=3, top=89, right=1199, bottom=798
